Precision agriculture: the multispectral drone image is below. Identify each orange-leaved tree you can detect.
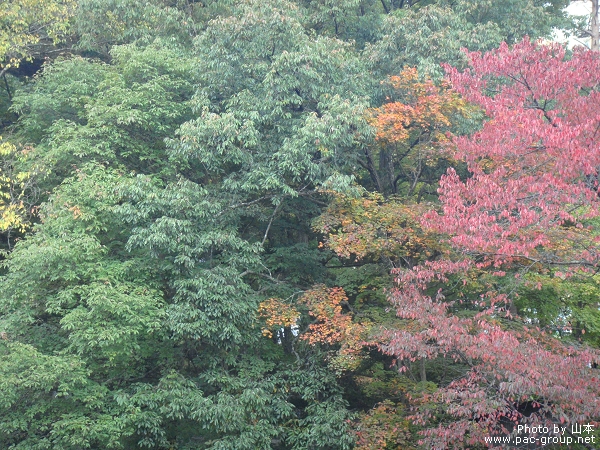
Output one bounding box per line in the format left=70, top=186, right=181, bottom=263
left=258, top=286, right=368, bottom=372
left=363, top=68, right=471, bottom=197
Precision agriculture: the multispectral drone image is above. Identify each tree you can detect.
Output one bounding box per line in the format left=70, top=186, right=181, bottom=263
left=384, top=39, right=600, bottom=447
left=593, top=0, right=599, bottom=51
left=0, top=1, right=367, bottom=447
left=2, top=0, right=595, bottom=448
left=0, top=138, right=42, bottom=250
left=11, top=40, right=197, bottom=187
left=73, top=0, right=197, bottom=57
left=365, top=0, right=572, bottom=79
left=434, top=38, right=600, bottom=268
left=0, top=0, right=75, bottom=76
left=364, top=68, right=469, bottom=196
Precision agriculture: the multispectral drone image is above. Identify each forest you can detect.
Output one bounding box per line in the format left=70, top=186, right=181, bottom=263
left=0, top=0, right=599, bottom=448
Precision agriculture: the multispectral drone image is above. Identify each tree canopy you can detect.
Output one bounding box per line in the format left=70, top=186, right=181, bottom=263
left=0, top=0, right=598, bottom=449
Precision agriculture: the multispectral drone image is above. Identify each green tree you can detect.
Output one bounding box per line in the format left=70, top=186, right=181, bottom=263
left=0, top=1, right=368, bottom=447
left=73, top=0, right=199, bottom=57
left=366, top=0, right=572, bottom=78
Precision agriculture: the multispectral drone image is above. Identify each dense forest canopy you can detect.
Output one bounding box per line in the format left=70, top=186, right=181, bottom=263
left=0, top=0, right=599, bottom=448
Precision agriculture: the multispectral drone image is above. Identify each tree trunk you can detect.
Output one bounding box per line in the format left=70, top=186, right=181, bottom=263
left=592, top=0, right=599, bottom=51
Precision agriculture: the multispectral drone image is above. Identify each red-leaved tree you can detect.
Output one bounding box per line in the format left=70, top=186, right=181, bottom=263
left=385, top=39, right=600, bottom=448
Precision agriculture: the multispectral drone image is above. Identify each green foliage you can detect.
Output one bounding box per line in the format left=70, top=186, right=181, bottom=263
left=12, top=39, right=197, bottom=187
left=74, top=0, right=198, bottom=56
left=517, top=273, right=600, bottom=347
left=0, top=2, right=368, bottom=447
left=119, top=175, right=263, bottom=348
left=366, top=0, right=572, bottom=79
left=182, top=0, right=372, bottom=198
left=0, top=0, right=590, bottom=448
left=0, top=341, right=125, bottom=450
left=296, top=0, right=384, bottom=45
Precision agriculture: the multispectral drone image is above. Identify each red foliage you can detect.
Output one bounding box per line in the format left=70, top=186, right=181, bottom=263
left=426, top=39, right=600, bottom=267
left=387, top=260, right=600, bottom=448
left=385, top=40, right=600, bottom=448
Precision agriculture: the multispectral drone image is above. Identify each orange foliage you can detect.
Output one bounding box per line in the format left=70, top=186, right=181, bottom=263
left=370, top=67, right=467, bottom=146
left=258, top=287, right=369, bottom=371
left=300, top=286, right=353, bottom=345
left=257, top=298, right=300, bottom=339
left=300, top=285, right=368, bottom=370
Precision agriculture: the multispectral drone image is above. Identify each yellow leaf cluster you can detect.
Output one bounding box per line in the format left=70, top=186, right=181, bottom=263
left=314, top=192, right=443, bottom=263
left=257, top=298, right=300, bottom=338
left=0, top=0, right=75, bottom=69
left=0, top=138, right=38, bottom=235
